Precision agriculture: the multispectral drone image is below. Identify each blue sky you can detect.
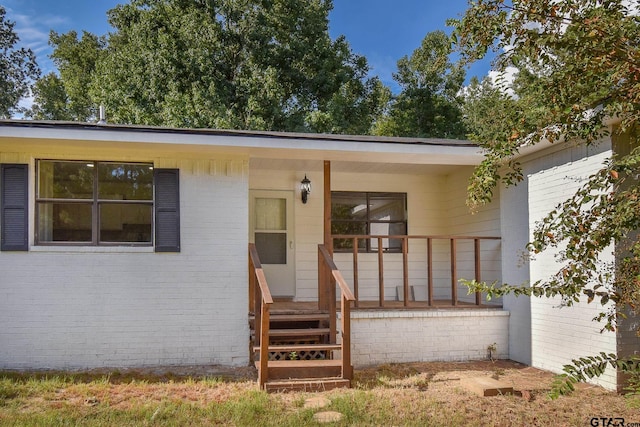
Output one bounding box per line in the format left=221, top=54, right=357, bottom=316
left=3, top=0, right=494, bottom=92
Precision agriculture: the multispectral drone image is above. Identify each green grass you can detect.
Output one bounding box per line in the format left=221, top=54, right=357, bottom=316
left=2, top=363, right=640, bottom=426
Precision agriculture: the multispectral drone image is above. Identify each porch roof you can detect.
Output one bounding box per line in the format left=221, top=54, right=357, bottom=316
left=0, top=120, right=484, bottom=168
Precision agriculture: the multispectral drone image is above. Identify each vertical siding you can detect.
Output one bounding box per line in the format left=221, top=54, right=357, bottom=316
left=527, top=146, right=617, bottom=390
left=0, top=147, right=250, bottom=369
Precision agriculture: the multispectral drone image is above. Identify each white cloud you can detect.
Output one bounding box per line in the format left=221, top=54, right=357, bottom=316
left=4, top=7, right=68, bottom=74
left=487, top=66, right=518, bottom=98
left=2, top=5, right=69, bottom=115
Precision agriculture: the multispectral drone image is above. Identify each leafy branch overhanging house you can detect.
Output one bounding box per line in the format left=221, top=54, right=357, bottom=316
left=0, top=120, right=637, bottom=391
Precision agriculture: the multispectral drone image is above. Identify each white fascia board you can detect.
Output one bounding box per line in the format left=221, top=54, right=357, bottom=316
left=0, top=124, right=485, bottom=166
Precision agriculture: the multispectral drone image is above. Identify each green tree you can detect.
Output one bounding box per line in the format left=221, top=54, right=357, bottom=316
left=373, top=31, right=467, bottom=139
left=32, top=0, right=385, bottom=133
left=26, top=73, right=73, bottom=120
left=0, top=6, right=40, bottom=118
left=49, top=30, right=106, bottom=121
left=451, top=0, right=640, bottom=392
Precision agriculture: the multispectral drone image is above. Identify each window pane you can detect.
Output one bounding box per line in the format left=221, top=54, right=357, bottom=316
left=332, top=192, right=367, bottom=221
left=370, top=222, right=406, bottom=251
left=37, top=202, right=92, bottom=242
left=369, top=193, right=406, bottom=222
left=98, top=163, right=153, bottom=200
left=255, top=198, right=286, bottom=230
left=255, top=232, right=286, bottom=264
left=331, top=191, right=407, bottom=252
left=38, top=161, right=94, bottom=199
left=332, top=221, right=367, bottom=251
left=100, top=203, right=152, bottom=243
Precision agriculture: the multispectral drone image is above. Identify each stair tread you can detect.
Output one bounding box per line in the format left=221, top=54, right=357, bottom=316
left=269, top=328, right=330, bottom=336
left=263, top=378, right=350, bottom=392
left=249, top=313, right=330, bottom=321
left=270, top=314, right=330, bottom=321
left=266, top=377, right=347, bottom=383
left=255, top=359, right=342, bottom=368
left=253, top=344, right=341, bottom=352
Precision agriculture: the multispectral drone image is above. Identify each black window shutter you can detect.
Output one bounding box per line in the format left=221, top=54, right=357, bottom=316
left=154, top=168, right=180, bottom=252
left=1, top=164, right=29, bottom=251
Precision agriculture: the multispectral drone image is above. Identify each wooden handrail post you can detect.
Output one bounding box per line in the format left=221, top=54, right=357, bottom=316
left=402, top=237, right=409, bottom=307
left=318, top=248, right=327, bottom=310
left=377, top=237, right=384, bottom=307
left=324, top=161, right=332, bottom=253
left=474, top=238, right=482, bottom=306
left=341, top=293, right=352, bottom=380
left=329, top=274, right=337, bottom=344
left=352, top=238, right=359, bottom=308
left=249, top=255, right=255, bottom=312
left=451, top=238, right=458, bottom=306
left=427, top=237, right=433, bottom=306
left=258, top=302, right=270, bottom=388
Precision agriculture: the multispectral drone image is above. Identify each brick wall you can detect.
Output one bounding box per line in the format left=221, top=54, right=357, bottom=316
left=349, top=309, right=509, bottom=366
left=526, top=146, right=618, bottom=390
left=0, top=153, right=250, bottom=370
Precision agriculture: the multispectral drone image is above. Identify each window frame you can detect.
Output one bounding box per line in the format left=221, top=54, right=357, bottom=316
left=331, top=191, right=408, bottom=253
left=35, top=160, right=154, bottom=247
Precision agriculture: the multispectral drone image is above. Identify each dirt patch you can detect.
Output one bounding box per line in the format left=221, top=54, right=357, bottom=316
left=3, top=360, right=639, bottom=425
left=354, top=360, right=535, bottom=390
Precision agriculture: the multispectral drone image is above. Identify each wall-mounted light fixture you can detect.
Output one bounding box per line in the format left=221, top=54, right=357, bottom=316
left=300, top=174, right=311, bottom=204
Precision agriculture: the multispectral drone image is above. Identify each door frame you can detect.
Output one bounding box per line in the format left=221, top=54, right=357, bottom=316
left=249, top=190, right=296, bottom=298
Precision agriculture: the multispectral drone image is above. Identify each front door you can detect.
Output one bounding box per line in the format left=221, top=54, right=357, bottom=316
left=249, top=190, right=295, bottom=297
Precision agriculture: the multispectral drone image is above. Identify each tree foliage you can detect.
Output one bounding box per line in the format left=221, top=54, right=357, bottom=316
left=0, top=6, right=40, bottom=118
left=452, top=0, right=640, bottom=392
left=27, top=30, right=106, bottom=121
left=374, top=31, right=467, bottom=138
left=26, top=73, right=73, bottom=120
left=29, top=0, right=386, bottom=133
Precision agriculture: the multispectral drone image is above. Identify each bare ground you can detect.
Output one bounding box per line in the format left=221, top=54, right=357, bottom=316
left=2, top=360, right=639, bottom=426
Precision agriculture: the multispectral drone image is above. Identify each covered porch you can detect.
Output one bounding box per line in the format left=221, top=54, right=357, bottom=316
left=248, top=155, right=505, bottom=391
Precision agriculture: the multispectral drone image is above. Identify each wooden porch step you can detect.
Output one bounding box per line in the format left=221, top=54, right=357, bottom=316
left=249, top=310, right=329, bottom=318
left=253, top=344, right=342, bottom=353
left=264, top=378, right=350, bottom=393
left=268, top=313, right=330, bottom=322
left=248, top=313, right=331, bottom=330
left=268, top=328, right=330, bottom=337
left=255, top=359, right=343, bottom=380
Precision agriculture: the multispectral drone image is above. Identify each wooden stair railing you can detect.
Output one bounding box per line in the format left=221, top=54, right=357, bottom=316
left=318, top=244, right=356, bottom=381
left=250, top=243, right=355, bottom=391
left=249, top=243, right=273, bottom=389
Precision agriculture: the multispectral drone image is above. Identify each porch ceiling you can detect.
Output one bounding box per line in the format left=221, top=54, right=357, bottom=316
left=250, top=158, right=467, bottom=175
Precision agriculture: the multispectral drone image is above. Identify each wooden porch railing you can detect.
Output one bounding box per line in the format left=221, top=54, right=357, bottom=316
left=318, top=244, right=356, bottom=380
left=248, top=243, right=273, bottom=389
left=331, top=234, right=501, bottom=308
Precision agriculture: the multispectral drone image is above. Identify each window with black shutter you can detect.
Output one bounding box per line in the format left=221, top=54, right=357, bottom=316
left=35, top=160, right=154, bottom=245
left=32, top=160, right=180, bottom=252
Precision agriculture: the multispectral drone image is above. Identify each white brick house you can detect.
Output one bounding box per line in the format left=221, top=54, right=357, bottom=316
left=0, top=120, right=636, bottom=391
